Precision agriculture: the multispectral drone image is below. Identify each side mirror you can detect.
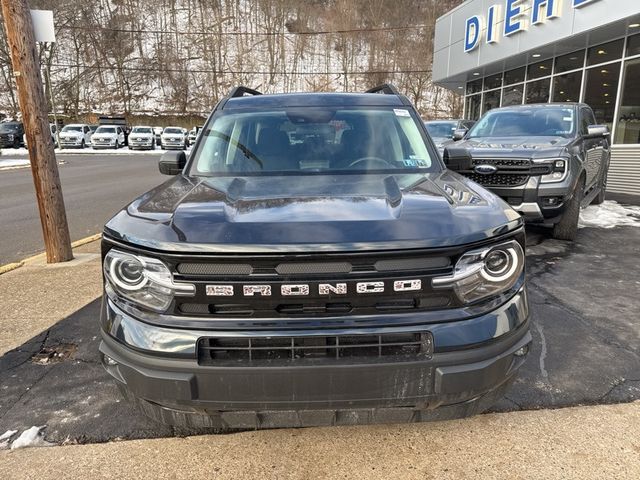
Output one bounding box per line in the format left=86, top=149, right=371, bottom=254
left=452, top=128, right=468, bottom=141
left=443, top=147, right=472, bottom=171
left=586, top=125, right=610, bottom=138
left=159, top=151, right=186, bottom=175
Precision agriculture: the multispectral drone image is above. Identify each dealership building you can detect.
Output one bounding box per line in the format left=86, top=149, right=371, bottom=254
left=433, top=0, right=640, bottom=198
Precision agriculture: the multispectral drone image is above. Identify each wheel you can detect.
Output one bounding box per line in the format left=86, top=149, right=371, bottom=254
left=13, top=137, right=20, bottom=148
left=552, top=178, right=584, bottom=241
left=114, top=140, right=119, bottom=150
left=592, top=170, right=607, bottom=205
left=80, top=139, right=85, bottom=149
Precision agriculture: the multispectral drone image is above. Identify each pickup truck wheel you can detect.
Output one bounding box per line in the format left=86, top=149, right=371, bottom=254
left=115, top=141, right=119, bottom=150
left=552, top=180, right=584, bottom=241
left=13, top=137, right=20, bottom=149
left=592, top=171, right=607, bottom=205
left=80, top=139, right=85, bottom=149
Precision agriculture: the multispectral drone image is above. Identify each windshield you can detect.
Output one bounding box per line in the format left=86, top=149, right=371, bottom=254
left=62, top=126, right=82, bottom=132
left=0, top=123, right=19, bottom=132
left=132, top=127, right=152, bottom=134
left=189, top=107, right=435, bottom=176
left=468, top=107, right=575, bottom=138
left=164, top=128, right=183, bottom=134
left=425, top=121, right=457, bottom=138
left=96, top=127, right=116, bottom=134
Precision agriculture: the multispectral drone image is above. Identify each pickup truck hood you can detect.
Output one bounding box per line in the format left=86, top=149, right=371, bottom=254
left=92, top=133, right=117, bottom=140
left=130, top=133, right=153, bottom=139
left=104, top=173, right=522, bottom=252
left=455, top=136, right=571, bottom=158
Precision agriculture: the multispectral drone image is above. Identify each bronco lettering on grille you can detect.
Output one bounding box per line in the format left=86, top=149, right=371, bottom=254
left=205, top=280, right=422, bottom=297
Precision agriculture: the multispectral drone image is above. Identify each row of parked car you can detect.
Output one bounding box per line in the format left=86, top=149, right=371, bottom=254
left=0, top=121, right=201, bottom=151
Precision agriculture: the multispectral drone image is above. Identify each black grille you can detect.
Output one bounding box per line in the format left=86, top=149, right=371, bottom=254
left=465, top=172, right=530, bottom=187
left=197, top=332, right=433, bottom=366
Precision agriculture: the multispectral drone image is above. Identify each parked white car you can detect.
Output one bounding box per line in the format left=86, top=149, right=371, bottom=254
left=128, top=126, right=156, bottom=150
left=91, top=125, right=126, bottom=149
left=161, top=126, right=188, bottom=150
left=23, top=123, right=59, bottom=149
left=59, top=124, right=92, bottom=149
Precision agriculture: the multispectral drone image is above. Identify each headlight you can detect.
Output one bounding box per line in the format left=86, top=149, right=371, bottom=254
left=104, top=249, right=194, bottom=312
left=540, top=158, right=568, bottom=184
left=7, top=134, right=14, bottom=140
left=432, top=239, right=524, bottom=304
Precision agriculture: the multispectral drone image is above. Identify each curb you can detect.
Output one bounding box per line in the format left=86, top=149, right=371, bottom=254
left=0, top=233, right=102, bottom=275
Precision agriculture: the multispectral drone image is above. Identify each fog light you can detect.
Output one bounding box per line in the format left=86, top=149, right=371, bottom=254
left=514, top=345, right=529, bottom=357
left=542, top=197, right=560, bottom=207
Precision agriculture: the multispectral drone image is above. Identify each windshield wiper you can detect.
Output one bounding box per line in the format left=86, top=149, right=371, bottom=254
left=208, top=130, right=264, bottom=169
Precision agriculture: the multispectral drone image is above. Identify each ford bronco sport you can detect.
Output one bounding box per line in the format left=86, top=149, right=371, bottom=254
left=100, top=85, right=531, bottom=430
left=446, top=103, right=610, bottom=241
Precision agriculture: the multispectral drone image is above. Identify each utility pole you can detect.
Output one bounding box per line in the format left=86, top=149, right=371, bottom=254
left=1, top=0, right=73, bottom=263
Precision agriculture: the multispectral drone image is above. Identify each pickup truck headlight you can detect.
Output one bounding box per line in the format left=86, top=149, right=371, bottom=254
left=432, top=239, right=524, bottom=304
left=104, top=249, right=194, bottom=312
left=540, top=159, right=568, bottom=183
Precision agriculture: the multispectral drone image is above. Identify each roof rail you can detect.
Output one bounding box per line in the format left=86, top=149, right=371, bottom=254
left=365, top=84, right=400, bottom=95
left=227, top=86, right=263, bottom=98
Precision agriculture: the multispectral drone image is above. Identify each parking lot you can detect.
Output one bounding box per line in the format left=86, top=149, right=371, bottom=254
left=1, top=218, right=639, bottom=444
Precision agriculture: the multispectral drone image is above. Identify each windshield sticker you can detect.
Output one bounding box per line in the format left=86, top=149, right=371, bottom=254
left=403, top=158, right=428, bottom=167
left=394, top=109, right=410, bottom=117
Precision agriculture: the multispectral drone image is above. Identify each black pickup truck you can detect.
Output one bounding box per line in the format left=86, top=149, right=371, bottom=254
left=99, top=85, right=531, bottom=430
left=444, top=103, right=610, bottom=240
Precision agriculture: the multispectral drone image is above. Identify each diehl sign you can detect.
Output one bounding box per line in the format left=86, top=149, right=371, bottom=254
left=464, top=0, right=601, bottom=53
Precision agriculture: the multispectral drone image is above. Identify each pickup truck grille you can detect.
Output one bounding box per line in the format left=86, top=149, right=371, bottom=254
left=460, top=158, right=552, bottom=188
left=171, top=250, right=459, bottom=318
left=197, top=331, right=433, bottom=366
left=465, top=172, right=530, bottom=187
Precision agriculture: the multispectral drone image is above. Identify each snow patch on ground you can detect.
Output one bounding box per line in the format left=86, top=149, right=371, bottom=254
left=0, top=158, right=30, bottom=168
left=579, top=201, right=640, bottom=229
left=9, top=426, right=53, bottom=450
left=0, top=430, right=18, bottom=449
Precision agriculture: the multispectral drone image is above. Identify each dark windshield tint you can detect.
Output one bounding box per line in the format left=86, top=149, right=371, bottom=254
left=132, top=127, right=152, bottom=134
left=164, top=128, right=183, bottom=134
left=468, top=107, right=575, bottom=138
left=96, top=127, right=116, bottom=134
left=424, top=121, right=457, bottom=138
left=189, top=107, right=434, bottom=176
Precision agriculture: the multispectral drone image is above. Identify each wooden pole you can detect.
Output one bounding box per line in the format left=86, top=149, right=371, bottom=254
left=1, top=0, right=73, bottom=263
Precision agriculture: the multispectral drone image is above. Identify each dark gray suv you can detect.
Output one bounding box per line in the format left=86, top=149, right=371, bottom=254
left=445, top=103, right=610, bottom=240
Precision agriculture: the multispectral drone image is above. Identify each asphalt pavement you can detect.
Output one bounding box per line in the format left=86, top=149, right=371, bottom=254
left=0, top=151, right=166, bottom=265
left=0, top=225, right=639, bottom=444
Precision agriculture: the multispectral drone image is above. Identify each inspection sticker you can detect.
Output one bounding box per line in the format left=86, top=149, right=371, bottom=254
left=394, top=109, right=411, bottom=117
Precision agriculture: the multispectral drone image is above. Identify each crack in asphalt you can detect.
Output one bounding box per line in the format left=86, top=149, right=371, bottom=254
left=598, top=377, right=640, bottom=402
left=527, top=282, right=640, bottom=360
left=0, top=366, right=53, bottom=422
left=3, top=329, right=51, bottom=372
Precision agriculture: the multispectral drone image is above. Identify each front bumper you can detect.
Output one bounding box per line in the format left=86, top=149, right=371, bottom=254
left=491, top=176, right=574, bottom=224
left=59, top=139, right=84, bottom=148
left=99, top=288, right=531, bottom=427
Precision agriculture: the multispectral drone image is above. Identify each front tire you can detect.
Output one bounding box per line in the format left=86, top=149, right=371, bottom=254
left=80, top=139, right=85, bottom=149
left=552, top=179, right=584, bottom=241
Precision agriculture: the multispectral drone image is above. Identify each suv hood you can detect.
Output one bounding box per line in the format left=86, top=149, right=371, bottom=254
left=105, top=173, right=522, bottom=252
left=93, top=133, right=117, bottom=139
left=456, top=136, right=571, bottom=158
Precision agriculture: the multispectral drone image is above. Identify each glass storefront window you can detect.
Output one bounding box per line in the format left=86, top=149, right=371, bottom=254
left=552, top=72, right=583, bottom=103
left=527, top=59, right=553, bottom=80
left=584, top=62, right=621, bottom=131
left=555, top=50, right=585, bottom=73
left=627, top=33, right=640, bottom=57
left=465, top=94, right=482, bottom=120
left=484, top=73, right=503, bottom=90
left=466, top=79, right=483, bottom=95
left=614, top=59, right=640, bottom=144
left=502, top=84, right=524, bottom=106
left=483, top=89, right=501, bottom=113
left=525, top=78, right=551, bottom=103
left=504, top=67, right=525, bottom=85
left=587, top=39, right=624, bottom=66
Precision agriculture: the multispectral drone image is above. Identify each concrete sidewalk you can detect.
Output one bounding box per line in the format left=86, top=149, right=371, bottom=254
left=1, top=402, right=639, bottom=479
